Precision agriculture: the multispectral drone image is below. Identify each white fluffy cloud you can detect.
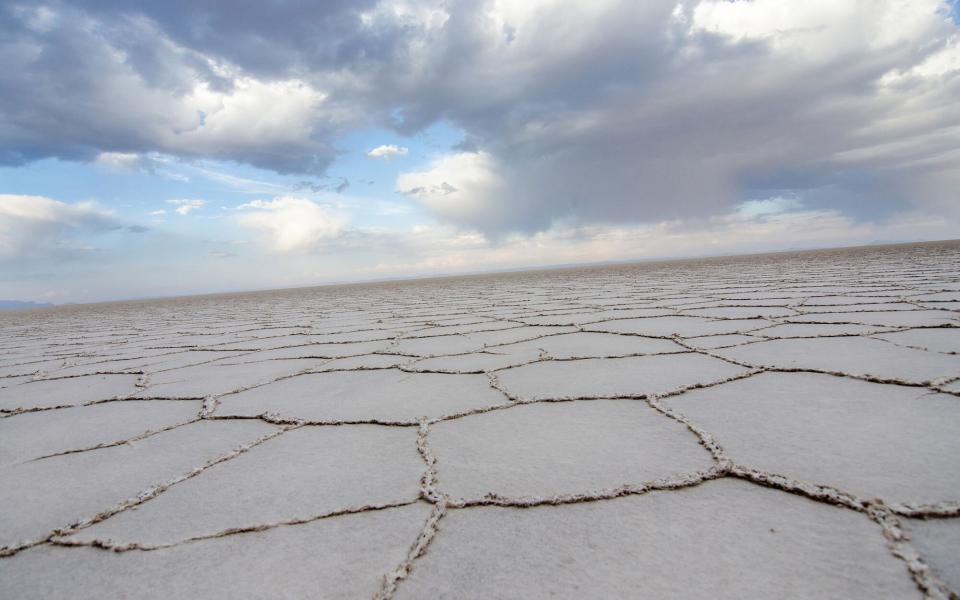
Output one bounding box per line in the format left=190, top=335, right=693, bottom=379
left=0, top=194, right=119, bottom=259
left=95, top=152, right=142, bottom=169
left=396, top=151, right=506, bottom=230
left=0, top=6, right=348, bottom=173
left=236, top=197, right=346, bottom=252
left=167, top=199, right=207, bottom=215
left=367, top=144, right=409, bottom=159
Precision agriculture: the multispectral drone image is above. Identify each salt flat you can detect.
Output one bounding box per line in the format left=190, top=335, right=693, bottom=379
left=1, top=241, right=958, bottom=599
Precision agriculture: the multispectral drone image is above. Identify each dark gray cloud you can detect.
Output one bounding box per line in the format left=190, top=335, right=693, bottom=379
left=2, top=0, right=958, bottom=233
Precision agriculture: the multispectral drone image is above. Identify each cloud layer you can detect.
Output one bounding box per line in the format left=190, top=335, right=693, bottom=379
left=236, top=197, right=346, bottom=253
left=0, top=194, right=120, bottom=260
left=2, top=0, right=958, bottom=236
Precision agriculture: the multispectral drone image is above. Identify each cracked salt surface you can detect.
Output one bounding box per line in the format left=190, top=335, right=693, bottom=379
left=397, top=479, right=920, bottom=599
left=218, top=369, right=506, bottom=422
left=663, top=373, right=960, bottom=506
left=1, top=240, right=959, bottom=598
left=495, top=353, right=750, bottom=400
left=0, top=373, right=141, bottom=411
left=904, top=518, right=960, bottom=593
left=0, top=420, right=276, bottom=551
left=69, top=426, right=423, bottom=546
left=3, top=503, right=431, bottom=600
left=429, top=400, right=715, bottom=500
left=0, top=399, right=201, bottom=467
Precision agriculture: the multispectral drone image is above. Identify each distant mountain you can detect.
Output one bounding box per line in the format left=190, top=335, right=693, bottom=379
left=0, top=300, right=55, bottom=310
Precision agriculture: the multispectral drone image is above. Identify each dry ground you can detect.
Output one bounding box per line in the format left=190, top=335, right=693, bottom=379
left=1, top=241, right=959, bottom=598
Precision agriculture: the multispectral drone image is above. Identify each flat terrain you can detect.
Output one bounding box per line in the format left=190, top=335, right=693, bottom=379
left=1, top=241, right=959, bottom=599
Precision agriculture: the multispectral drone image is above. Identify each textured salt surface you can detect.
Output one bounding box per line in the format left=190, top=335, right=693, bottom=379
left=397, top=479, right=920, bottom=599
left=904, top=518, right=960, bottom=593
left=429, top=400, right=714, bottom=500
left=0, top=240, right=958, bottom=598
left=663, top=373, right=960, bottom=505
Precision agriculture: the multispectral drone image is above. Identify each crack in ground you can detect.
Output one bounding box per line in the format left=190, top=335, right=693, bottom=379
left=1, top=242, right=958, bottom=598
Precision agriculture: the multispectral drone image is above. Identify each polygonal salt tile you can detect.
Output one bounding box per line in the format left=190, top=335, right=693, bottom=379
left=1, top=503, right=430, bottom=600
left=0, top=373, right=141, bottom=411
left=470, top=325, right=577, bottom=350
left=682, top=334, right=757, bottom=349
left=390, top=335, right=488, bottom=357
left=516, top=313, right=601, bottom=326
left=497, top=332, right=685, bottom=359
left=317, top=353, right=413, bottom=370
left=204, top=335, right=349, bottom=351
left=397, top=478, right=918, bottom=599
left=69, top=425, right=422, bottom=546
left=0, top=359, right=65, bottom=378
left=871, top=328, right=960, bottom=354
left=309, top=328, right=401, bottom=344
left=755, top=322, right=890, bottom=338
left=137, top=358, right=319, bottom=398
left=802, top=295, right=905, bottom=305
left=0, top=420, right=277, bottom=550
left=787, top=310, right=957, bottom=328
left=577, top=308, right=678, bottom=322
left=680, top=306, right=797, bottom=319
left=430, top=400, right=713, bottom=500
left=817, top=302, right=924, bottom=312
left=714, top=337, right=960, bottom=383
left=908, top=291, right=960, bottom=302
left=402, top=320, right=519, bottom=337
left=408, top=349, right=541, bottom=373
left=918, top=300, right=960, bottom=310
left=0, top=399, right=199, bottom=467
left=903, top=517, right=960, bottom=594
left=50, top=350, right=248, bottom=378
left=586, top=315, right=769, bottom=337
left=146, top=333, right=253, bottom=348
left=465, top=325, right=579, bottom=346
left=0, top=374, right=31, bottom=389
left=228, top=340, right=391, bottom=361
left=496, top=353, right=751, bottom=400
left=216, top=369, right=506, bottom=422
left=663, top=373, right=960, bottom=505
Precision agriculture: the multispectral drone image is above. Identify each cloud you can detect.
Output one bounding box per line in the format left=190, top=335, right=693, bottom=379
left=236, top=196, right=346, bottom=252
left=167, top=199, right=207, bottom=215
left=292, top=178, right=350, bottom=194
left=346, top=204, right=957, bottom=277
left=367, top=144, right=409, bottom=159
left=95, top=152, right=142, bottom=169
left=397, top=151, right=507, bottom=231
left=1, top=0, right=959, bottom=234
left=734, top=197, right=803, bottom=218
left=0, top=194, right=119, bottom=260
left=0, top=5, right=350, bottom=173
left=147, top=209, right=166, bottom=217
left=396, top=0, right=960, bottom=233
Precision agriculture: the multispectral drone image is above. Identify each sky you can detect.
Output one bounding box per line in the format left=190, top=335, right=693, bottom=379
left=1, top=0, right=959, bottom=304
